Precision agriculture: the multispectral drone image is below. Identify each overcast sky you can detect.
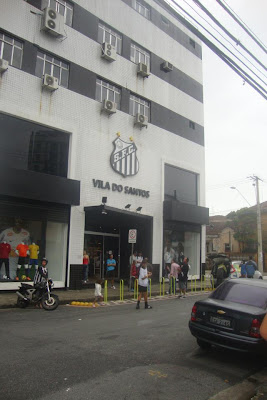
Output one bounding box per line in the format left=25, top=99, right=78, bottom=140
left=199, top=0, right=267, bottom=216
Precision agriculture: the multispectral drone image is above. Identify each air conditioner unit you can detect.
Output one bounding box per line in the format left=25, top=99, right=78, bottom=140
left=101, top=42, right=116, bottom=62
left=41, top=7, right=64, bottom=37
left=135, top=113, right=148, bottom=128
left=161, top=61, right=173, bottom=72
left=102, top=99, right=117, bottom=114
left=42, top=74, right=59, bottom=91
left=0, top=59, right=8, bottom=73
left=137, top=62, right=150, bottom=78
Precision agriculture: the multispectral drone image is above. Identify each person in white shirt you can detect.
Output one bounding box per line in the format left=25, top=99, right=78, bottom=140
left=93, top=279, right=103, bottom=307
left=136, top=261, right=152, bottom=309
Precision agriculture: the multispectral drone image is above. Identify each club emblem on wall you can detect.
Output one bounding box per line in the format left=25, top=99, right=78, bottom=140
left=110, top=134, right=139, bottom=177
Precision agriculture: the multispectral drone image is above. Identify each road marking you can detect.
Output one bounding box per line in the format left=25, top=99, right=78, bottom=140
left=149, top=370, right=168, bottom=378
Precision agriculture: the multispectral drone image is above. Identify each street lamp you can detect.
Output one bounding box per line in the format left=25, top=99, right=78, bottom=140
left=230, top=187, right=251, bottom=207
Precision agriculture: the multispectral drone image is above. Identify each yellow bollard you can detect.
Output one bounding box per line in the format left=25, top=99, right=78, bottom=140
left=147, top=278, right=152, bottom=298
left=104, top=280, right=108, bottom=303
left=134, top=279, right=139, bottom=300
left=211, top=275, right=215, bottom=291
left=120, top=279, right=124, bottom=301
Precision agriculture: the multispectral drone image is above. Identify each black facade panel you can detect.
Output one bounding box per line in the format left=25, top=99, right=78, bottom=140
left=120, top=87, right=130, bottom=114
left=72, top=4, right=98, bottom=42
left=121, top=35, right=132, bottom=61
left=0, top=167, right=80, bottom=206
left=26, top=0, right=42, bottom=9
left=21, top=41, right=38, bottom=75
left=164, top=200, right=209, bottom=225
left=151, top=103, right=204, bottom=146
left=69, top=63, right=97, bottom=99
left=151, top=53, right=203, bottom=102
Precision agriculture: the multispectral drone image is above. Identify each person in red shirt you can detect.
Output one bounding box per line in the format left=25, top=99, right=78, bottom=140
left=16, top=242, right=30, bottom=281
left=0, top=241, right=11, bottom=280
left=130, top=259, right=139, bottom=292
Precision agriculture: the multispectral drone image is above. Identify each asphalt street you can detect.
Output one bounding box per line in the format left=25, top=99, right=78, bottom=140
left=0, top=293, right=265, bottom=400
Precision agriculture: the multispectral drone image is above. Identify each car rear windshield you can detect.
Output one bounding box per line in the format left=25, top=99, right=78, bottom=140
left=211, top=281, right=267, bottom=309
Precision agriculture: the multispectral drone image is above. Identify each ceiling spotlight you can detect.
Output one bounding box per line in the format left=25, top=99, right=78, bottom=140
left=136, top=207, right=142, bottom=212
left=125, top=204, right=131, bottom=209
left=102, top=197, right=107, bottom=204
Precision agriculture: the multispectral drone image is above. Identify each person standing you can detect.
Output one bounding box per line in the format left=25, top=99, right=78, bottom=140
left=245, top=256, right=257, bottom=278
left=178, top=258, right=189, bottom=298
left=136, top=261, right=152, bottom=309
left=106, top=254, right=116, bottom=289
left=169, top=259, right=180, bottom=294
left=240, top=260, right=247, bottom=278
left=144, top=257, right=153, bottom=294
left=164, top=242, right=175, bottom=278
left=130, top=259, right=139, bottom=292
left=136, top=251, right=143, bottom=275
left=83, top=250, right=89, bottom=283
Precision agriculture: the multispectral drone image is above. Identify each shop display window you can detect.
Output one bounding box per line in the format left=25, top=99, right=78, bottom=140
left=0, top=216, right=67, bottom=283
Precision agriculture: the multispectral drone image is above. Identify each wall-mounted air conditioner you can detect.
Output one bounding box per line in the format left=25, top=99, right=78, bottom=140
left=41, top=7, right=64, bottom=37
left=102, top=99, right=117, bottom=114
left=137, top=62, right=150, bottom=78
left=161, top=61, right=173, bottom=72
left=135, top=113, right=148, bottom=128
left=42, top=74, right=59, bottom=91
left=0, top=59, right=8, bottom=73
left=101, top=42, right=116, bottom=62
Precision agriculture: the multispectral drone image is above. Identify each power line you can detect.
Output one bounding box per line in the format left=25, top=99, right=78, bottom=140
left=162, top=0, right=267, bottom=99
left=180, top=0, right=267, bottom=85
left=192, top=0, right=267, bottom=71
left=217, top=0, right=267, bottom=53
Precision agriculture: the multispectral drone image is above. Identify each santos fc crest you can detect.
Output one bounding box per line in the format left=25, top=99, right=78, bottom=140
left=110, top=137, right=139, bottom=177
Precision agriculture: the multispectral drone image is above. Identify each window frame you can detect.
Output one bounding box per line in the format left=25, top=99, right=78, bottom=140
left=98, top=23, right=122, bottom=54
left=96, top=78, right=121, bottom=109
left=0, top=32, right=23, bottom=69
left=130, top=43, right=150, bottom=67
left=129, top=93, right=150, bottom=120
left=132, top=0, right=150, bottom=20
left=44, top=0, right=73, bottom=26
left=35, top=50, right=69, bottom=88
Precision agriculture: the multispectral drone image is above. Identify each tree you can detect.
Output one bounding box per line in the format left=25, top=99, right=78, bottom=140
left=226, top=208, right=257, bottom=252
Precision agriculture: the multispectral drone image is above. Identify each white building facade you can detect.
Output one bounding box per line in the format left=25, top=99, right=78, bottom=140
left=0, top=0, right=208, bottom=290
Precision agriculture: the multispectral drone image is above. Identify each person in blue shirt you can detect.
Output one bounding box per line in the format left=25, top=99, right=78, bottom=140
left=240, top=260, right=247, bottom=278
left=106, top=254, right=116, bottom=289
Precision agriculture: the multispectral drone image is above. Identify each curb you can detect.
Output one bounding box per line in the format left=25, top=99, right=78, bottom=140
left=209, top=369, right=267, bottom=400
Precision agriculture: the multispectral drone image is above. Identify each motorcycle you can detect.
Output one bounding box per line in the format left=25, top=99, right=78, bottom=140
left=16, top=279, right=59, bottom=311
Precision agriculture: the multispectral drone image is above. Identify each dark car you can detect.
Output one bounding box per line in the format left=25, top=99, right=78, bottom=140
left=189, top=279, right=267, bottom=353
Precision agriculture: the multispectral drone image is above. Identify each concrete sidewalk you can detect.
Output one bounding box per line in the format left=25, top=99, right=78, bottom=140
left=0, top=280, right=207, bottom=308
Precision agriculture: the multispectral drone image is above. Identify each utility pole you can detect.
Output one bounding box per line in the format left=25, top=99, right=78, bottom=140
left=249, top=176, right=263, bottom=273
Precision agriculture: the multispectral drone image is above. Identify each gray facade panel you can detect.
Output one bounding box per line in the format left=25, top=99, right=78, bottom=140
left=151, top=103, right=204, bottom=146
left=21, top=41, right=38, bottom=75
left=120, top=88, right=130, bottom=114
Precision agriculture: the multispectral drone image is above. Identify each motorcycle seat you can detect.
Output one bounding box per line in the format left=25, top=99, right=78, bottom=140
left=21, top=283, right=33, bottom=289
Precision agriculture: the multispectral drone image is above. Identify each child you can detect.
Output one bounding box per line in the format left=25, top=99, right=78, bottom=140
left=93, top=279, right=103, bottom=307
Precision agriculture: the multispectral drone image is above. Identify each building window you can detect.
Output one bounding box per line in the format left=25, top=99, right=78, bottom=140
left=130, top=43, right=150, bottom=67
left=164, top=164, right=198, bottom=205
left=129, top=94, right=150, bottom=120
left=0, top=32, right=23, bottom=68
left=189, top=38, right=196, bottom=48
left=35, top=51, right=69, bottom=88
left=132, top=0, right=150, bottom=20
left=97, top=23, right=122, bottom=54
left=96, top=78, right=121, bottom=109
left=161, top=15, right=169, bottom=25
left=42, top=0, right=73, bottom=26
left=189, top=120, right=195, bottom=130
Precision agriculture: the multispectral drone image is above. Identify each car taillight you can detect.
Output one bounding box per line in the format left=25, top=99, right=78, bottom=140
left=191, top=304, right=197, bottom=322
left=249, top=319, right=262, bottom=338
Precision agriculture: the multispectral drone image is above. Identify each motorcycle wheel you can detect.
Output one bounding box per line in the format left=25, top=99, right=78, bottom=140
left=41, top=294, right=59, bottom=311
left=17, top=297, right=28, bottom=308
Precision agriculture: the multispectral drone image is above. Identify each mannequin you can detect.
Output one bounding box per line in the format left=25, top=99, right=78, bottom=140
left=0, top=241, right=11, bottom=280
left=29, top=242, right=40, bottom=272
left=15, top=241, right=30, bottom=281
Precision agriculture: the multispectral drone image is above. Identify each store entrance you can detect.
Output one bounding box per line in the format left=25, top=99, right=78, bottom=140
left=84, top=232, right=120, bottom=279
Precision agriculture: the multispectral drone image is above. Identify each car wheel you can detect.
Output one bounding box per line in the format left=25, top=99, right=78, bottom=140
left=197, top=339, right=212, bottom=350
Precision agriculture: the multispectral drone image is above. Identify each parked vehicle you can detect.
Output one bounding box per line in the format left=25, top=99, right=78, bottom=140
left=189, top=279, right=267, bottom=353
left=16, top=279, right=59, bottom=311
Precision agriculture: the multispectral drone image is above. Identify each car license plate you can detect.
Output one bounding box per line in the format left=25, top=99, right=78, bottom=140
left=210, top=316, right=231, bottom=328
